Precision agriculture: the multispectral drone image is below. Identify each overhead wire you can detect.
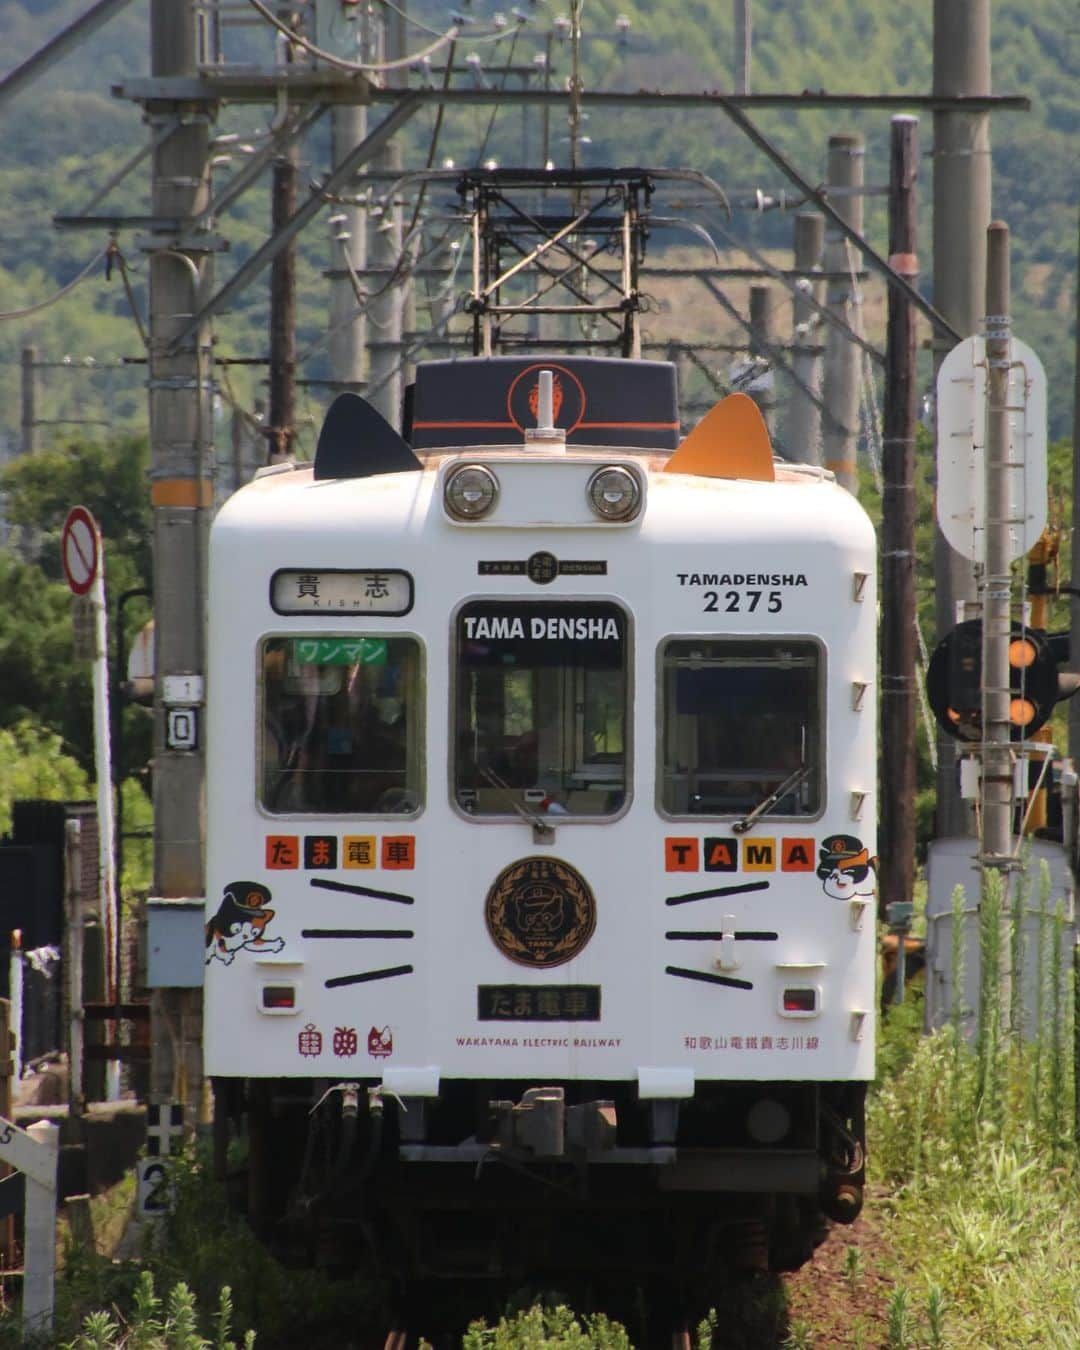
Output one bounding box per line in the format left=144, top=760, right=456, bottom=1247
left=473, top=25, right=522, bottom=167
left=244, top=0, right=523, bottom=77
left=842, top=247, right=885, bottom=494
left=399, top=39, right=458, bottom=275
left=106, top=241, right=149, bottom=349
left=377, top=0, right=459, bottom=40
left=914, top=614, right=939, bottom=771
left=0, top=247, right=108, bottom=320
left=244, top=0, right=459, bottom=74
left=709, top=214, right=884, bottom=367
left=295, top=213, right=467, bottom=366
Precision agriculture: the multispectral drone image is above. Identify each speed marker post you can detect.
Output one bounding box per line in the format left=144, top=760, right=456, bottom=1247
left=60, top=507, right=120, bottom=1101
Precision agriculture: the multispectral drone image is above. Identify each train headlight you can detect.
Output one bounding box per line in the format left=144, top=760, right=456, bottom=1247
left=445, top=464, right=499, bottom=519
left=586, top=466, right=642, bottom=521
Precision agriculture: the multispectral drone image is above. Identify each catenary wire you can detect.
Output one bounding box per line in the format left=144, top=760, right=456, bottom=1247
left=0, top=247, right=108, bottom=320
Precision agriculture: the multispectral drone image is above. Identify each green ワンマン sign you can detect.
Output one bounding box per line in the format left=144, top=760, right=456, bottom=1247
left=292, top=638, right=388, bottom=666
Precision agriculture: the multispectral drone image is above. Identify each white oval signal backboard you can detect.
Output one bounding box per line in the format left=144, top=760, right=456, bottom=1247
left=936, top=335, right=1047, bottom=562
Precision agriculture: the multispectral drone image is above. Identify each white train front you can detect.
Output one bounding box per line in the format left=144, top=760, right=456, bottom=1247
left=204, top=355, right=877, bottom=1284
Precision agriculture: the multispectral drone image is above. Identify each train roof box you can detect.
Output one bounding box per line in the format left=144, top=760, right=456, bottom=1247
left=406, top=356, right=680, bottom=451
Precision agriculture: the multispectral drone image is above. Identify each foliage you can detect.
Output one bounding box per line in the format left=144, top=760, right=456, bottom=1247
left=60, top=1271, right=255, bottom=1350
left=26, top=1147, right=380, bottom=1350
left=142, top=1151, right=379, bottom=1349
left=0, top=718, right=89, bottom=836
left=868, top=859, right=1080, bottom=1347
left=463, top=1305, right=632, bottom=1350
left=0, top=434, right=152, bottom=778
left=1, top=434, right=152, bottom=583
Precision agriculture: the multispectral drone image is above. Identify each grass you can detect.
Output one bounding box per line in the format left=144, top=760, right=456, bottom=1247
left=867, top=864, right=1079, bottom=1348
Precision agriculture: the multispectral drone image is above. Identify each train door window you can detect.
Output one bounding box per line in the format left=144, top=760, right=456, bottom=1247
left=455, top=601, right=628, bottom=818
left=260, top=636, right=423, bottom=814
left=659, top=639, right=822, bottom=818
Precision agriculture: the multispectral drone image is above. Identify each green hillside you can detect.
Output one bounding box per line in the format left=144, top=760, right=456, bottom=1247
left=0, top=0, right=1075, bottom=455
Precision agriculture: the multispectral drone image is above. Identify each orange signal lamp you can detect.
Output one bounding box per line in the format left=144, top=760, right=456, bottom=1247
left=1008, top=638, right=1038, bottom=669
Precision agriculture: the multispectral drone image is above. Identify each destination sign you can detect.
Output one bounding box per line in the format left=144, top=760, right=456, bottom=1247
left=271, top=569, right=413, bottom=616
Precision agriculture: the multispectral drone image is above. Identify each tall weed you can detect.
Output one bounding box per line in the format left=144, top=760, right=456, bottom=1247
left=869, top=859, right=1079, bottom=1347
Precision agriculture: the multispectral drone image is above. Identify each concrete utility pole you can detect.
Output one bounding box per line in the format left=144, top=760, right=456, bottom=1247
left=267, top=8, right=300, bottom=463
left=880, top=116, right=919, bottom=921
left=980, top=223, right=1014, bottom=866
left=787, top=212, right=824, bottom=464
left=733, top=0, right=751, bottom=96
left=147, top=0, right=213, bottom=1112
left=319, top=4, right=368, bottom=398
left=748, top=283, right=775, bottom=433
left=328, top=105, right=368, bottom=396
left=933, top=0, right=991, bottom=837
left=20, top=346, right=39, bottom=456
left=981, top=222, right=1015, bottom=1019
left=821, top=133, right=863, bottom=495
left=366, top=4, right=406, bottom=427
left=1069, top=212, right=1080, bottom=764
left=269, top=124, right=298, bottom=462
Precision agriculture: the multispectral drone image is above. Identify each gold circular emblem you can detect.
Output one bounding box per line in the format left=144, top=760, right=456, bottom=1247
left=485, top=856, right=596, bottom=968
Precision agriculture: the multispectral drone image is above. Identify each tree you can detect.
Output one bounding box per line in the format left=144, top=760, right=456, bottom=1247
left=0, top=434, right=152, bottom=777
left=0, top=720, right=89, bottom=837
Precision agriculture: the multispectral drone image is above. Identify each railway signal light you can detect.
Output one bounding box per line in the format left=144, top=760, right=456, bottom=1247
left=926, top=619, right=1077, bottom=743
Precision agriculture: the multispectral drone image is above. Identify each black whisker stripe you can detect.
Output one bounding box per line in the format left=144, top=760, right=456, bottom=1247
left=310, top=878, right=414, bottom=905
left=665, top=965, right=754, bottom=991
left=302, top=929, right=414, bottom=940
left=665, top=930, right=779, bottom=941
left=325, top=964, right=414, bottom=989
left=665, top=881, right=771, bottom=906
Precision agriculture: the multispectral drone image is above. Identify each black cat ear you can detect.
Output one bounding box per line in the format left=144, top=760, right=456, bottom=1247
left=313, top=393, right=422, bottom=481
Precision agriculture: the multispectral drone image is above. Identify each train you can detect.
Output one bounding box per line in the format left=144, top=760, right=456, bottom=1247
left=203, top=351, right=877, bottom=1317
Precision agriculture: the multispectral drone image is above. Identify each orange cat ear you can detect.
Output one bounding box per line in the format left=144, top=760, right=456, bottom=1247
left=666, top=392, right=775, bottom=482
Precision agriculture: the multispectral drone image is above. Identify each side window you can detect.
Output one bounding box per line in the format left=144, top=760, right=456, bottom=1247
left=659, top=639, right=822, bottom=818
left=260, top=636, right=422, bottom=814
left=454, top=601, right=628, bottom=818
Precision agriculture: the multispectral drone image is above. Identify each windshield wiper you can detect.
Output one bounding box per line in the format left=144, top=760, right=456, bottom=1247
left=731, top=764, right=811, bottom=835
left=478, top=765, right=555, bottom=840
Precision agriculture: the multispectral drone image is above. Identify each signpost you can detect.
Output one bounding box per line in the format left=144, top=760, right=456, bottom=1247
left=60, top=507, right=120, bottom=1100
left=0, top=1117, right=59, bottom=1335
left=60, top=506, right=99, bottom=598
left=933, top=222, right=1050, bottom=1032
left=936, top=333, right=1048, bottom=565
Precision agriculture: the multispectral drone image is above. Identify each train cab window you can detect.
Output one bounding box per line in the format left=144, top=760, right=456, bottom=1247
left=260, top=636, right=423, bottom=814
left=659, top=639, right=822, bottom=818
left=455, top=601, right=628, bottom=818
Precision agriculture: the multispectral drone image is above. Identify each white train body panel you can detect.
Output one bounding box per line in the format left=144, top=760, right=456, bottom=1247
left=204, top=446, right=877, bottom=1091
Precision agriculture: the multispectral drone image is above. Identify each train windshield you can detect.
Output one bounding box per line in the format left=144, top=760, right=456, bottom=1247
left=260, top=636, right=423, bottom=814
left=455, top=601, right=628, bottom=818
left=659, top=638, right=822, bottom=818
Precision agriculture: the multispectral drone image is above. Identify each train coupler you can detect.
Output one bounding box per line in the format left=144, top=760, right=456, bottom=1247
left=485, top=1087, right=617, bottom=1157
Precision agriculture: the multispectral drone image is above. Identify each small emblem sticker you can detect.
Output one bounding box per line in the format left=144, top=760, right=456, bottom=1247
left=368, top=1026, right=394, bottom=1058
left=485, top=856, right=597, bottom=968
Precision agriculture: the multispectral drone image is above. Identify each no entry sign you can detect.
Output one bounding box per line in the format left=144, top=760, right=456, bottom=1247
left=60, top=506, right=99, bottom=595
